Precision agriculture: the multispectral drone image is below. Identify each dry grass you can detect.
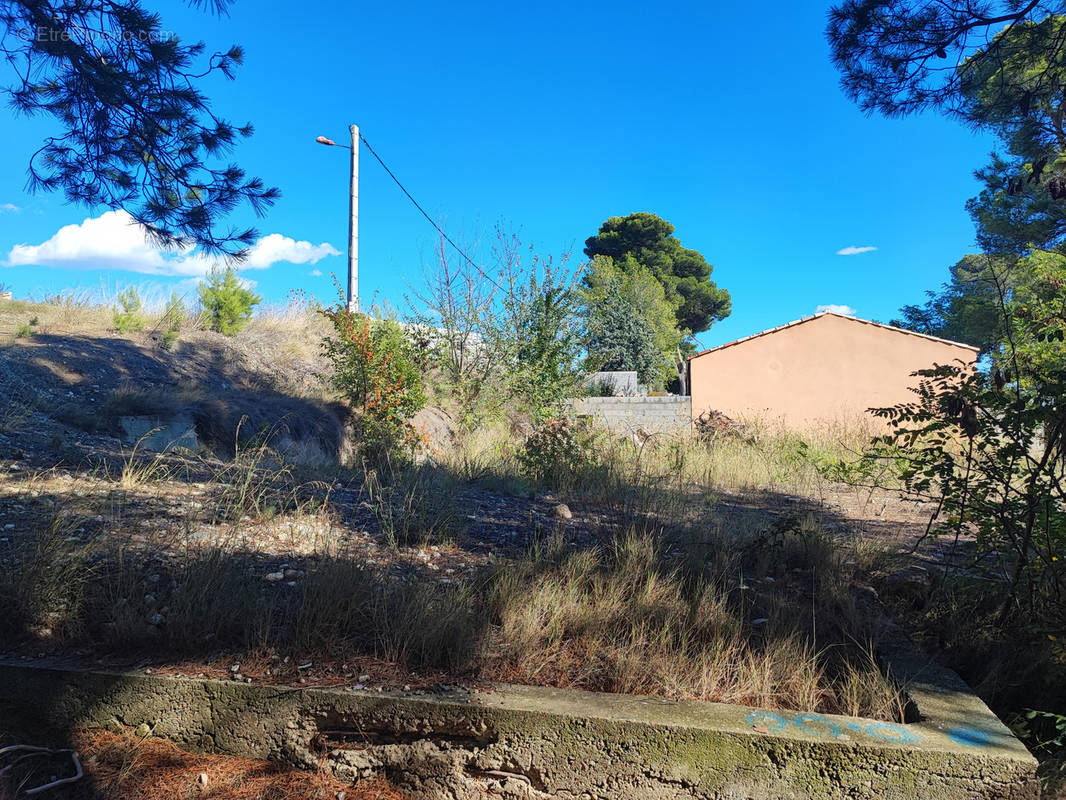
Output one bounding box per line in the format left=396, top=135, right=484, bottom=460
left=0, top=296, right=911, bottom=720
left=360, top=463, right=466, bottom=548
left=0, top=414, right=910, bottom=718
left=0, top=291, right=114, bottom=338
left=0, top=291, right=327, bottom=369
left=483, top=527, right=904, bottom=718
left=0, top=727, right=406, bottom=800
left=0, top=450, right=906, bottom=719
left=0, top=371, right=35, bottom=434
left=435, top=413, right=898, bottom=506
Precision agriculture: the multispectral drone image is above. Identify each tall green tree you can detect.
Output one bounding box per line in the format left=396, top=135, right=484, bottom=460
left=959, top=15, right=1066, bottom=254
left=832, top=0, right=1066, bottom=650
left=580, top=255, right=681, bottom=387
left=827, top=0, right=1061, bottom=120
left=582, top=285, right=660, bottom=385
left=829, top=4, right=1066, bottom=256
left=583, top=213, right=730, bottom=334
left=0, top=0, right=278, bottom=257
left=492, top=227, right=583, bottom=419
left=504, top=276, right=581, bottom=419
left=1004, top=248, right=1066, bottom=377
left=892, top=253, right=1013, bottom=354
left=968, top=154, right=1066, bottom=255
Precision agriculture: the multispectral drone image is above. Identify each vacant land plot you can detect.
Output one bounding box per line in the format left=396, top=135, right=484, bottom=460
left=0, top=329, right=928, bottom=718
left=3, top=308, right=1045, bottom=791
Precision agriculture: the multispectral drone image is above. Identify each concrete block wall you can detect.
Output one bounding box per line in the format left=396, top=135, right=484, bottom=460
left=569, top=396, right=691, bottom=435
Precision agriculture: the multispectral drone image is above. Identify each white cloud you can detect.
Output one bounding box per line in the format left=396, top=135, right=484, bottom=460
left=245, top=234, right=339, bottom=269
left=836, top=245, right=877, bottom=256
left=817, top=304, right=857, bottom=316
left=6, top=210, right=169, bottom=272
left=309, top=269, right=323, bottom=277
left=3, top=209, right=340, bottom=276
left=0, top=203, right=19, bottom=214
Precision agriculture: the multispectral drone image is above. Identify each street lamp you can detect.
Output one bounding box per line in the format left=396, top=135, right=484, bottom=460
left=316, top=125, right=359, bottom=313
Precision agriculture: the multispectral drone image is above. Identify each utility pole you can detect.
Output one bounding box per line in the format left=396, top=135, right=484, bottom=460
left=316, top=126, right=359, bottom=312
left=347, top=124, right=359, bottom=313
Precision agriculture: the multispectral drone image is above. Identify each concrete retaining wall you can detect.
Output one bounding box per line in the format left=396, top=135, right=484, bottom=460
left=0, top=648, right=1037, bottom=799
left=119, top=415, right=198, bottom=452
left=570, top=396, right=692, bottom=436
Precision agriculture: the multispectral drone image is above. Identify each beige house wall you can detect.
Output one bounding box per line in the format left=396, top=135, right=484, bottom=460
left=689, top=314, right=978, bottom=429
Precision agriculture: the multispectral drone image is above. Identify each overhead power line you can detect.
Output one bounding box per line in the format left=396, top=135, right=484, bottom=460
left=356, top=132, right=506, bottom=294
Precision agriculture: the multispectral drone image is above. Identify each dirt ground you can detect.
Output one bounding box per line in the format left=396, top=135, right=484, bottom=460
left=0, top=727, right=409, bottom=800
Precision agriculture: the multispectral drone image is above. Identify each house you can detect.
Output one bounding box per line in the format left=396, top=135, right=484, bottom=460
left=688, top=312, right=979, bottom=429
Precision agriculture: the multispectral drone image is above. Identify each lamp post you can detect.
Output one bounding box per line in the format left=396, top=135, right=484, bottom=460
left=316, top=125, right=359, bottom=313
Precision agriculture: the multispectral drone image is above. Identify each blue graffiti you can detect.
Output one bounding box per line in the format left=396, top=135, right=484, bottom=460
left=866, top=722, right=921, bottom=744
left=792, top=714, right=841, bottom=739
left=745, top=711, right=921, bottom=744
left=948, top=727, right=995, bottom=748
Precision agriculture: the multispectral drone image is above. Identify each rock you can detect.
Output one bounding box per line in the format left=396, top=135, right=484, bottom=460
left=885, top=565, right=933, bottom=598
left=134, top=723, right=151, bottom=738
left=149, top=612, right=165, bottom=626
left=283, top=568, right=303, bottom=579
left=230, top=663, right=241, bottom=672
left=887, top=564, right=930, bottom=585
left=410, top=406, right=456, bottom=447
left=553, top=503, right=572, bottom=520
left=264, top=571, right=285, bottom=582
left=198, top=772, right=209, bottom=787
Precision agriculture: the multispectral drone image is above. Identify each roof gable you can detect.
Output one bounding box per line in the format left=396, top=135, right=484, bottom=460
left=689, top=312, right=981, bottom=360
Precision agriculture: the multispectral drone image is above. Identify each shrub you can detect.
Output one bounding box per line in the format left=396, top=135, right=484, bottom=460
left=518, top=416, right=594, bottom=488
left=113, top=287, right=146, bottom=333
left=502, top=280, right=582, bottom=420
left=320, top=298, right=426, bottom=464
left=198, top=266, right=260, bottom=335
left=160, top=291, right=187, bottom=350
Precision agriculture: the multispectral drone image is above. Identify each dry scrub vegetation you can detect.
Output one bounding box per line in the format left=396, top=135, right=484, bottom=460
left=0, top=293, right=915, bottom=723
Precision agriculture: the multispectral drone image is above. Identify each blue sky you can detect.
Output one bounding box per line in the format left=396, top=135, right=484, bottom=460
left=0, top=0, right=996, bottom=349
